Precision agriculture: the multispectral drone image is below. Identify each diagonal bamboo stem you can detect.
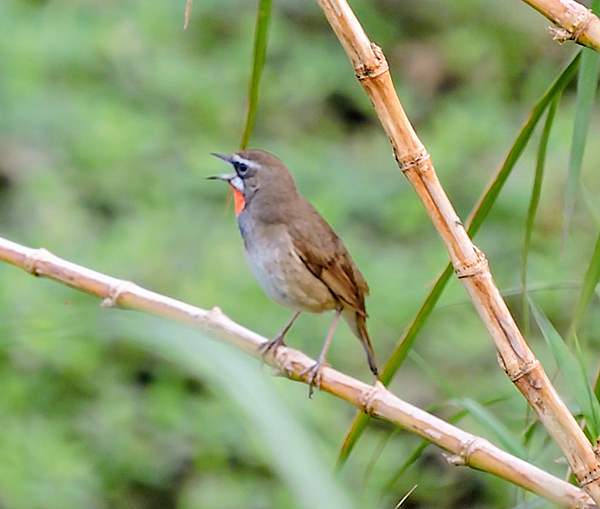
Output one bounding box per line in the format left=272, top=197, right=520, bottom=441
left=0, top=235, right=595, bottom=509
left=522, top=0, right=600, bottom=51
left=315, top=0, right=600, bottom=503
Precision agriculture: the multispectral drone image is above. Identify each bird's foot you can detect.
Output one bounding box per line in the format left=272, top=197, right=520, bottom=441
left=300, top=360, right=326, bottom=399
left=258, top=334, right=286, bottom=360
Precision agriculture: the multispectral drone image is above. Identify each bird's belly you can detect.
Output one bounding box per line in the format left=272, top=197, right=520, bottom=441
left=243, top=238, right=337, bottom=313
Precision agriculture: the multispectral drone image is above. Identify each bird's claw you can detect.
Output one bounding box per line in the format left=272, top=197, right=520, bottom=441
left=300, top=361, right=325, bottom=398
left=258, top=335, right=285, bottom=360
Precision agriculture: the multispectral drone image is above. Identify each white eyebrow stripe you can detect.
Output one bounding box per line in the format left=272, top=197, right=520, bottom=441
left=231, top=155, right=259, bottom=169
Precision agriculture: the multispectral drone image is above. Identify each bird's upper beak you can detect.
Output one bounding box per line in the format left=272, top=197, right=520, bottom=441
left=208, top=153, right=244, bottom=193
left=211, top=152, right=235, bottom=164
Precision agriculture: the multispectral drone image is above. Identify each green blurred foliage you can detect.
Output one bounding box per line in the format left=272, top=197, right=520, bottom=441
left=0, top=0, right=599, bottom=507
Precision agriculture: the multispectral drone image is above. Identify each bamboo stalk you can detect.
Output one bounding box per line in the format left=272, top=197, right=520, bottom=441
left=315, top=0, right=600, bottom=503
left=0, top=235, right=595, bottom=508
left=522, top=0, right=600, bottom=51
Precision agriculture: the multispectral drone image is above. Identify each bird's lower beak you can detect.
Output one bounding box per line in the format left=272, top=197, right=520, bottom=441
left=207, top=173, right=244, bottom=193
left=207, top=172, right=236, bottom=183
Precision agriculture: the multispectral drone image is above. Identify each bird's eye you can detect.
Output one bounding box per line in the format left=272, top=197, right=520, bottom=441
left=236, top=162, right=249, bottom=175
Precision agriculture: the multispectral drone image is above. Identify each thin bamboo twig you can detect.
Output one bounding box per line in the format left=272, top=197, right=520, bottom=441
left=522, top=0, right=600, bottom=52
left=183, top=0, right=192, bottom=29
left=0, top=235, right=595, bottom=509
left=315, top=0, right=600, bottom=503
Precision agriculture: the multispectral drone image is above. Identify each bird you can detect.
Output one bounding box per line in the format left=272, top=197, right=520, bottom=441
left=209, top=149, right=378, bottom=396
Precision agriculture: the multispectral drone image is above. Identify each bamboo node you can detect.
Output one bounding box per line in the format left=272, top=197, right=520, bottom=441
left=445, top=437, right=479, bottom=466
left=454, top=246, right=488, bottom=279
left=271, top=346, right=296, bottom=378
left=396, top=149, right=431, bottom=174
left=268, top=363, right=287, bottom=378
left=360, top=380, right=385, bottom=416
left=549, top=27, right=571, bottom=43
left=496, top=352, right=506, bottom=372
left=101, top=280, right=135, bottom=308
left=23, top=247, right=51, bottom=276
left=356, top=43, right=389, bottom=80
left=207, top=306, right=224, bottom=320
left=548, top=5, right=593, bottom=44
left=508, top=359, right=540, bottom=382
left=594, top=438, right=600, bottom=460
left=579, top=466, right=600, bottom=487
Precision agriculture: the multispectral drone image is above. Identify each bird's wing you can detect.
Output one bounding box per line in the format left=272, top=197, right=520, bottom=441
left=289, top=205, right=369, bottom=315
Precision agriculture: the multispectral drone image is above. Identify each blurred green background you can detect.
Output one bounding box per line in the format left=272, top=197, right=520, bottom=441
left=1, top=0, right=599, bottom=507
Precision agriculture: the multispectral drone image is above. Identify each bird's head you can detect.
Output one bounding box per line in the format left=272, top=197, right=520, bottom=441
left=209, top=149, right=297, bottom=216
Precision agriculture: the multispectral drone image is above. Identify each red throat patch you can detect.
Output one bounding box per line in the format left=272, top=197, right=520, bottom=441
left=230, top=185, right=246, bottom=216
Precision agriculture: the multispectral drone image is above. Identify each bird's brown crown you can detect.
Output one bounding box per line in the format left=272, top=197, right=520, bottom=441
left=231, top=149, right=299, bottom=205
left=236, top=149, right=286, bottom=169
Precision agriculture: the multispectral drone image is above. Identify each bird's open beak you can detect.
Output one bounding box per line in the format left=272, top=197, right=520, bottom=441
left=208, top=153, right=245, bottom=193
left=207, top=172, right=244, bottom=193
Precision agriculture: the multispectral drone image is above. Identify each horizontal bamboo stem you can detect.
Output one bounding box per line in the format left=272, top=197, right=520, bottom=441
left=0, top=235, right=594, bottom=508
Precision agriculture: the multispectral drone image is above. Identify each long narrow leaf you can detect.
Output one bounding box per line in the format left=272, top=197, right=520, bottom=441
left=381, top=441, right=427, bottom=497
left=594, top=348, right=600, bottom=402
left=109, top=314, right=358, bottom=509
left=240, top=0, right=272, bottom=150
left=522, top=97, right=561, bottom=337
left=581, top=185, right=600, bottom=229
left=529, top=298, right=600, bottom=438
left=337, top=53, right=581, bottom=466
left=568, top=230, right=600, bottom=340
left=337, top=264, right=454, bottom=465
left=569, top=30, right=600, bottom=337
left=455, top=398, right=526, bottom=458
left=408, top=350, right=456, bottom=398
left=466, top=52, right=580, bottom=234
left=382, top=398, right=507, bottom=496
left=562, top=46, right=600, bottom=245
left=411, top=352, right=523, bottom=456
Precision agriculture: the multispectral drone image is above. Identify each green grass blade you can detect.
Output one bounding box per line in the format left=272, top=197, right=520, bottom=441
left=568, top=39, right=600, bottom=337
left=380, top=264, right=455, bottom=387
left=408, top=350, right=456, bottom=398
left=454, top=398, right=526, bottom=458
left=110, top=314, right=358, bottom=509
left=336, top=264, right=454, bottom=466
left=466, top=53, right=580, bottom=235
left=412, top=352, right=524, bottom=456
left=522, top=418, right=542, bottom=450
left=529, top=298, right=600, bottom=438
left=522, top=97, right=561, bottom=338
left=568, top=230, right=600, bottom=340
left=337, top=53, right=581, bottom=468
left=562, top=46, right=600, bottom=245
left=573, top=333, right=600, bottom=428
left=594, top=355, right=600, bottom=402
left=382, top=399, right=506, bottom=495
left=240, top=0, right=272, bottom=150
left=581, top=185, right=600, bottom=229
left=380, top=439, right=429, bottom=497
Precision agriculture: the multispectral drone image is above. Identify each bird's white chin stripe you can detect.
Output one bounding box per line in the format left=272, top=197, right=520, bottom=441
left=229, top=175, right=245, bottom=192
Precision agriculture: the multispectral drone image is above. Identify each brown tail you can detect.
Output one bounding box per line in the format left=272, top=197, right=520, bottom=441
left=343, top=309, right=378, bottom=377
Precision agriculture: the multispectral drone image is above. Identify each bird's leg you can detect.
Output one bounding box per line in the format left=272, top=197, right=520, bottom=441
left=258, top=310, right=302, bottom=357
left=302, top=308, right=342, bottom=398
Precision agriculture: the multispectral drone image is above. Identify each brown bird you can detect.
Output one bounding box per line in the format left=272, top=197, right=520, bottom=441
left=209, top=149, right=378, bottom=395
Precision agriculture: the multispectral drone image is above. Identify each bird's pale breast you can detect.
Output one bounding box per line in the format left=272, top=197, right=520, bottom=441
left=239, top=218, right=337, bottom=313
